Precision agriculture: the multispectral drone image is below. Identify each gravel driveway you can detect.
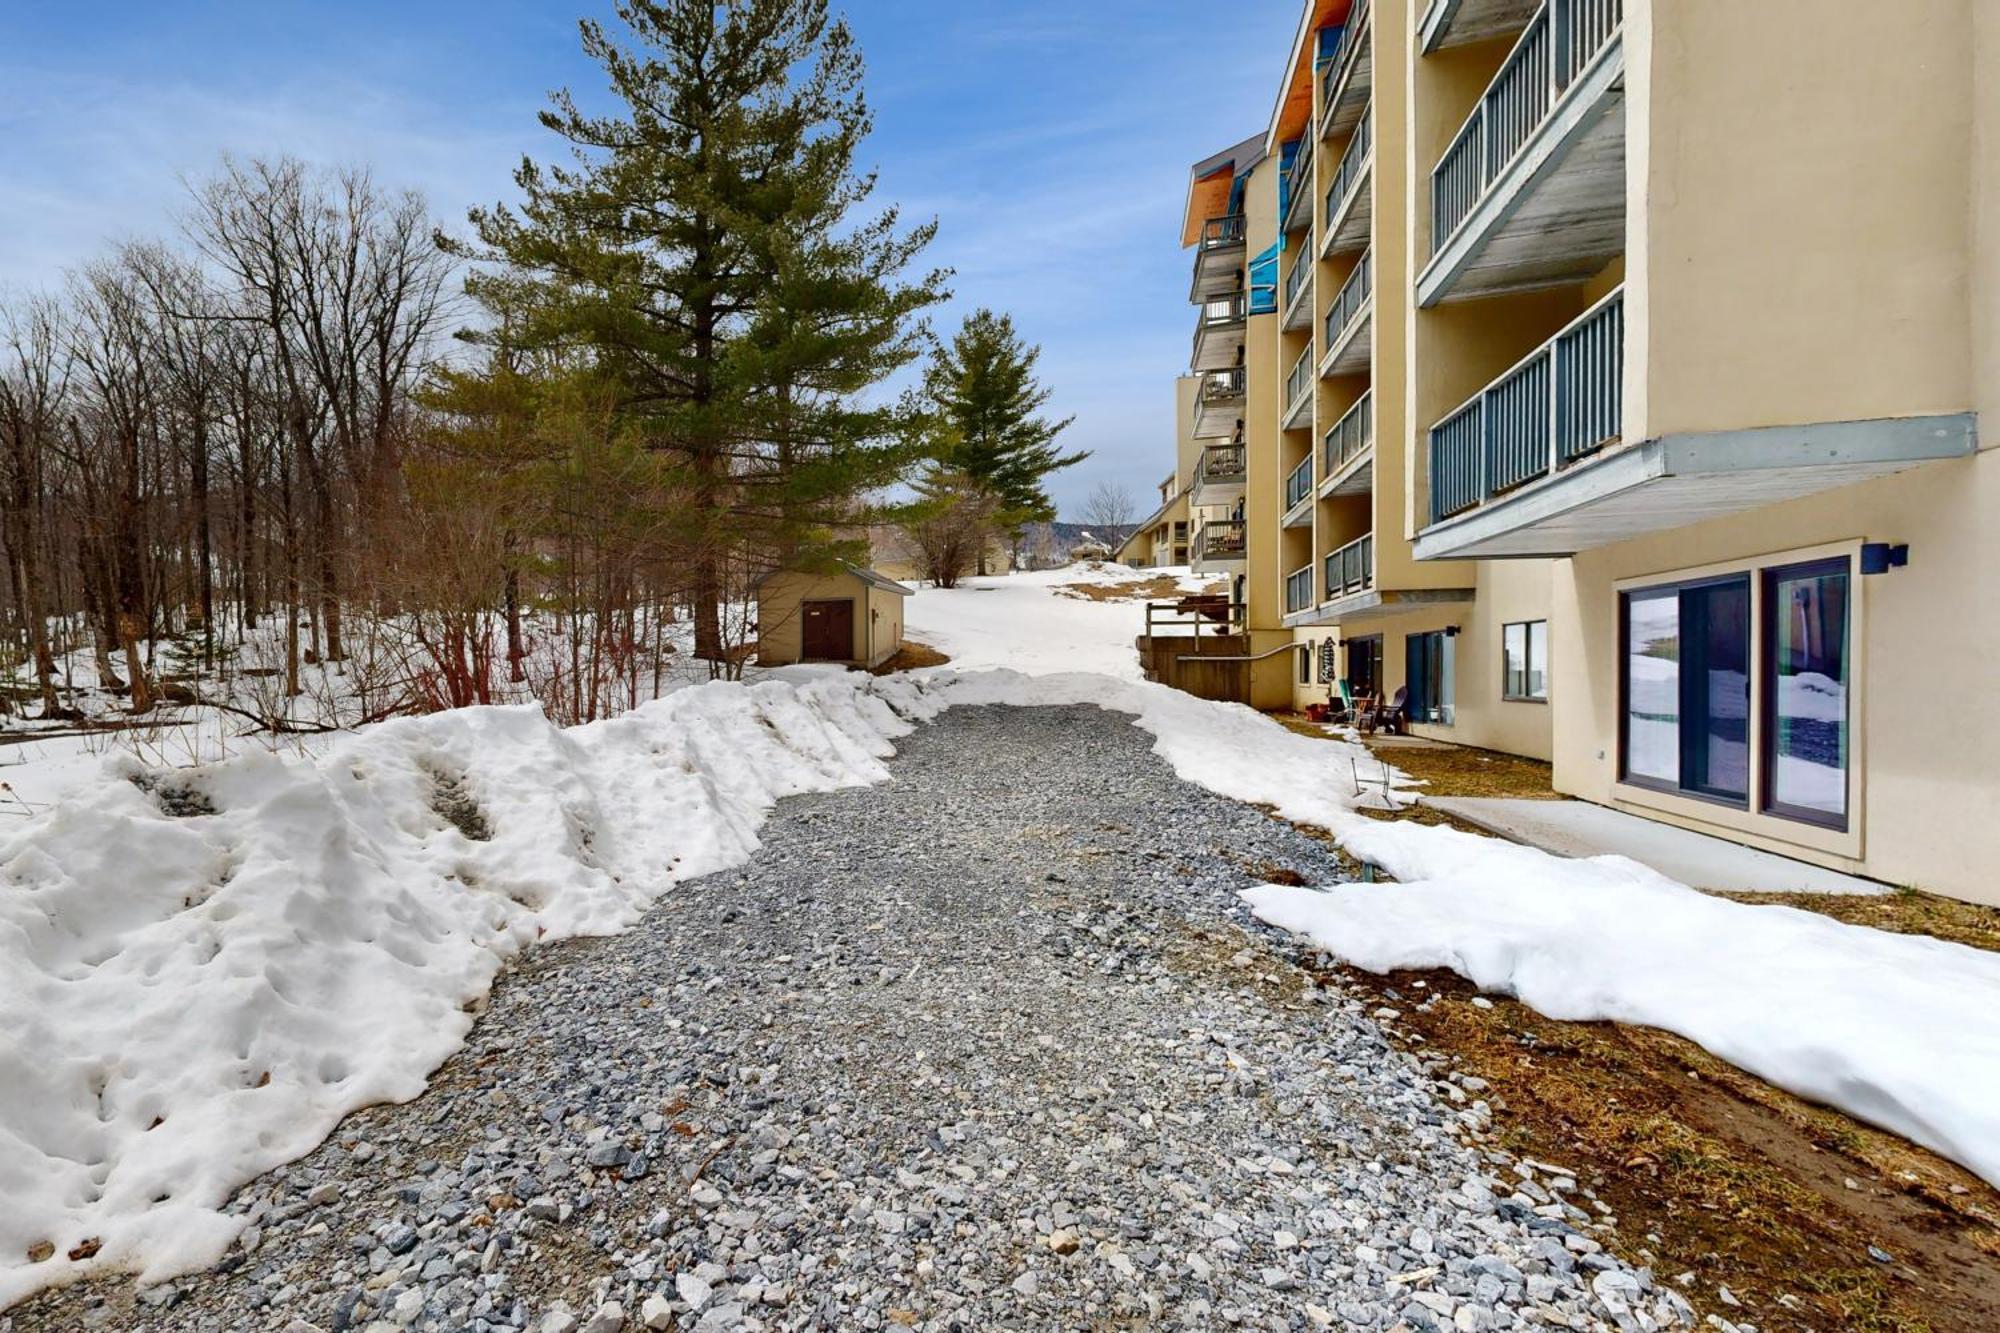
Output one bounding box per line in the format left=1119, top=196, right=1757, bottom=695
left=8, top=704, right=1689, bottom=1333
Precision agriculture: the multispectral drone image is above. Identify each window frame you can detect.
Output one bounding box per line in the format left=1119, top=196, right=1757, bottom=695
left=1617, top=573, right=1752, bottom=810
left=1758, top=556, right=1852, bottom=832
left=1501, top=619, right=1550, bottom=703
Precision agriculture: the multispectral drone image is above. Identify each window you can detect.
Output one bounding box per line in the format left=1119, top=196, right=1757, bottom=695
left=1762, top=558, right=1850, bottom=828
left=1346, top=635, right=1383, bottom=699
left=1503, top=620, right=1549, bottom=701
left=1406, top=631, right=1456, bottom=726
left=1297, top=643, right=1312, bottom=686
left=1621, top=576, right=1752, bottom=805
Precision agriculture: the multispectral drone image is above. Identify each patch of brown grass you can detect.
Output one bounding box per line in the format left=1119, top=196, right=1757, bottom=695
left=1268, top=712, right=1557, bottom=833
left=1721, top=886, right=2000, bottom=956
left=1055, top=573, right=1221, bottom=603
left=867, top=639, right=952, bottom=675
left=1326, top=964, right=2000, bottom=1333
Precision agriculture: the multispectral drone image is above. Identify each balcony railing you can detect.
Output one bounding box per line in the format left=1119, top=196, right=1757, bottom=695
left=1284, top=249, right=1313, bottom=311
left=1319, top=0, right=1372, bottom=132
left=1195, top=519, right=1248, bottom=561
left=1284, top=142, right=1313, bottom=231
left=1325, top=249, right=1373, bottom=351
left=1199, top=367, right=1246, bottom=405
left=1428, top=286, right=1623, bottom=524
left=1191, top=292, right=1248, bottom=366
left=1199, top=442, right=1248, bottom=484
left=1324, top=390, right=1373, bottom=475
left=1285, top=344, right=1315, bottom=420
left=1284, top=455, right=1314, bottom=511
left=1431, top=0, right=1622, bottom=252
left=1324, top=107, right=1372, bottom=229
left=1285, top=564, right=1316, bottom=615
left=1199, top=214, right=1248, bottom=250
left=1324, top=533, right=1375, bottom=600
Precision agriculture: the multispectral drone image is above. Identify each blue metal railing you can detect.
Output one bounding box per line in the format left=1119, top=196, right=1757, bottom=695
left=1324, top=107, right=1372, bottom=235
left=1285, top=455, right=1314, bottom=511
left=1324, top=533, right=1374, bottom=599
left=1325, top=249, right=1373, bottom=353
left=1285, top=344, right=1316, bottom=420
left=1427, top=286, right=1623, bottom=524
left=1286, top=564, right=1316, bottom=615
left=1429, top=0, right=1622, bottom=253
left=1284, top=248, right=1313, bottom=311
left=1324, top=390, right=1373, bottom=476
left=1319, top=0, right=1372, bottom=133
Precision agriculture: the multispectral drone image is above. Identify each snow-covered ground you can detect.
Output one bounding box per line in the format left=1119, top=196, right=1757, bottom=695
left=3, top=562, right=1997, bottom=1308
left=903, top=562, right=1211, bottom=677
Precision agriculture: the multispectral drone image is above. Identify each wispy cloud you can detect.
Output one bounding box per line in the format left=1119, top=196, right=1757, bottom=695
left=0, top=0, right=1296, bottom=514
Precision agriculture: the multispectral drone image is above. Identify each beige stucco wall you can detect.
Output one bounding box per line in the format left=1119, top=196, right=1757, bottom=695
left=756, top=570, right=907, bottom=669
left=1629, top=0, right=1975, bottom=442
left=1552, top=449, right=1999, bottom=905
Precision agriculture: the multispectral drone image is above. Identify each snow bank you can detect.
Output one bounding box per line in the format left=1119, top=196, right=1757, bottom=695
left=10, top=651, right=1996, bottom=1308
left=0, top=671, right=932, bottom=1306
left=1244, top=861, right=2000, bottom=1190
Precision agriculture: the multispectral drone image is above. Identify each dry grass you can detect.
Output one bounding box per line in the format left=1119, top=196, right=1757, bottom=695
left=1327, top=964, right=2000, bottom=1332
left=1722, top=886, right=2000, bottom=956
left=1264, top=708, right=2000, bottom=1328
left=1269, top=711, right=1558, bottom=833
left=1054, top=573, right=1222, bottom=603
left=866, top=639, right=952, bottom=675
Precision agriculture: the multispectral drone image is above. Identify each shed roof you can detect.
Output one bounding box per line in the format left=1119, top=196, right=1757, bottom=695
left=756, top=561, right=914, bottom=598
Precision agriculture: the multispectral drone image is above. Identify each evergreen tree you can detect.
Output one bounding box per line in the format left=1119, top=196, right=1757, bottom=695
left=458, top=0, right=947, bottom=668
left=924, top=309, right=1083, bottom=571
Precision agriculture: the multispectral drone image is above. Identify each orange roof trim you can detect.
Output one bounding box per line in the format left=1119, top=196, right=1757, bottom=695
left=1270, top=0, right=1353, bottom=149
left=1179, top=165, right=1237, bottom=248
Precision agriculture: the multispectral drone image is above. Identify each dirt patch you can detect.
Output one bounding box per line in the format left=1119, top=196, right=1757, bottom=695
left=867, top=639, right=952, bottom=675
left=1721, top=887, right=2000, bottom=956
left=1054, top=574, right=1221, bottom=603
left=1322, top=964, right=2000, bottom=1332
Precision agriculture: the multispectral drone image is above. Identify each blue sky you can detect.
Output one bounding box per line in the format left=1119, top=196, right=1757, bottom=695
left=0, top=1, right=1295, bottom=517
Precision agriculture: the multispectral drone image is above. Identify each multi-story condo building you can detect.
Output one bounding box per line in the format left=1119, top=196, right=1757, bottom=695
left=1164, top=0, right=2000, bottom=906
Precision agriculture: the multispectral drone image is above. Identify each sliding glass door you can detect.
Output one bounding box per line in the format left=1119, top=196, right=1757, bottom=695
left=1763, top=559, right=1850, bottom=827
left=1621, top=576, right=1750, bottom=804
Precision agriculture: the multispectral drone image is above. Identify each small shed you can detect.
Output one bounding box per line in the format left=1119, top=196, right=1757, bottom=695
left=755, top=563, right=914, bottom=669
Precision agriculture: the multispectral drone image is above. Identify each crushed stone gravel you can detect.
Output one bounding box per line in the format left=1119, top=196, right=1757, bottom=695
left=4, top=704, right=1691, bottom=1333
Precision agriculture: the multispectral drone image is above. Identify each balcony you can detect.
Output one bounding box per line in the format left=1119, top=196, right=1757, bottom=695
left=1418, top=0, right=1540, bottom=53
left=1427, top=287, right=1623, bottom=529
left=1191, top=214, right=1248, bottom=301
left=1192, top=518, right=1248, bottom=574
left=1419, top=0, right=1625, bottom=306
left=1192, top=367, right=1246, bottom=439
left=1320, top=108, right=1372, bottom=259
left=1319, top=0, right=1373, bottom=141
left=1281, top=141, right=1314, bottom=236
left=1319, top=390, right=1374, bottom=498
left=1282, top=456, right=1314, bottom=528
left=1319, top=249, right=1372, bottom=378
left=1324, top=533, right=1375, bottom=603
left=1191, top=292, right=1248, bottom=372
left=1281, top=249, right=1315, bottom=331
left=1285, top=564, right=1316, bottom=615
left=1282, top=344, right=1316, bottom=432
left=1190, top=442, right=1248, bottom=508
left=1416, top=287, right=1977, bottom=559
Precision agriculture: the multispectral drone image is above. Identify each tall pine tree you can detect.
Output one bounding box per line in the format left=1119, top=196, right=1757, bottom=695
left=460, top=0, right=946, bottom=667
left=923, top=309, right=1083, bottom=571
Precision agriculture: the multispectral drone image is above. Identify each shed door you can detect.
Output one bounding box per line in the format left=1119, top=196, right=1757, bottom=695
left=801, top=599, right=855, bottom=661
